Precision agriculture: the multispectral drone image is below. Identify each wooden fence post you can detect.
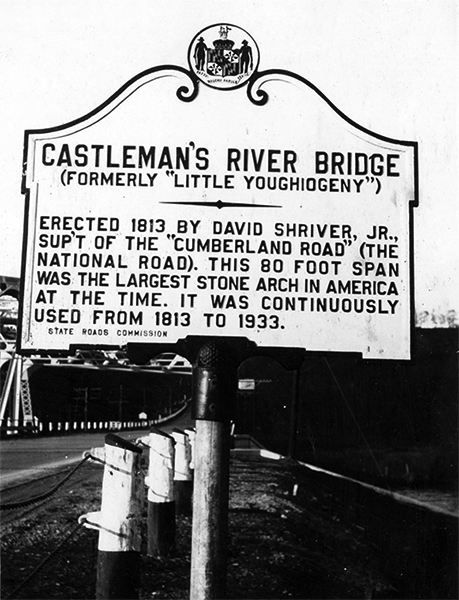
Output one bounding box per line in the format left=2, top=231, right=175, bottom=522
left=79, top=433, right=144, bottom=599
left=145, top=428, right=176, bottom=558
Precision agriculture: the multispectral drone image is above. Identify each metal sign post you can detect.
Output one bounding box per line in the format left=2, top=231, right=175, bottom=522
left=190, top=340, right=237, bottom=600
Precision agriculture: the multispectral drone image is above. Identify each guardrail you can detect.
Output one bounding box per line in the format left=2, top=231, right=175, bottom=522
left=0, top=402, right=191, bottom=437
left=1, top=426, right=196, bottom=600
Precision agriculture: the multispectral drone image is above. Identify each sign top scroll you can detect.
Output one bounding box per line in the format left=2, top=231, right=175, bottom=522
left=19, top=23, right=418, bottom=359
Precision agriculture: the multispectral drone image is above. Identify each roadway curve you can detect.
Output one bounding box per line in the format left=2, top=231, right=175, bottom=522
left=0, top=407, right=195, bottom=490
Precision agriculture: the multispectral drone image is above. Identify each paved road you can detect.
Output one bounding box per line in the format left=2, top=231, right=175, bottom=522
left=0, top=408, right=195, bottom=489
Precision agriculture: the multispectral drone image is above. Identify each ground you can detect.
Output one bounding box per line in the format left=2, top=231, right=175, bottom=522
left=0, top=452, right=415, bottom=600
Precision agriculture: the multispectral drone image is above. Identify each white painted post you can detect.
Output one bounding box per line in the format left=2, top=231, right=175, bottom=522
left=172, top=428, right=193, bottom=515
left=184, top=428, right=196, bottom=469
left=145, top=428, right=176, bottom=558
left=79, top=434, right=144, bottom=599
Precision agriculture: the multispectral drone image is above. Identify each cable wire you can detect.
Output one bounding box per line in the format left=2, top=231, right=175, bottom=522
left=0, top=455, right=91, bottom=511
left=323, top=357, right=390, bottom=489
left=4, top=522, right=84, bottom=600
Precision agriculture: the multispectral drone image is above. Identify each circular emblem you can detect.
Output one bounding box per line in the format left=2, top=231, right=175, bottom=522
left=189, top=24, right=259, bottom=90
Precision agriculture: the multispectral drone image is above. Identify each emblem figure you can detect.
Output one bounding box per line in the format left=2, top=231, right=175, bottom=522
left=194, top=37, right=208, bottom=71
left=239, top=40, right=253, bottom=74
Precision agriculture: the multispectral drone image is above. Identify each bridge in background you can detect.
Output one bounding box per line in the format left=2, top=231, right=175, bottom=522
left=0, top=274, right=192, bottom=435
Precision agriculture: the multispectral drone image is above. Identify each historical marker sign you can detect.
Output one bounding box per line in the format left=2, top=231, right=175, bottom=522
left=19, top=24, right=417, bottom=359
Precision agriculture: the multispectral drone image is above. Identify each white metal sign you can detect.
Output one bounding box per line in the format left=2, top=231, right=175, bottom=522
left=238, top=379, right=256, bottom=391
left=19, top=24, right=417, bottom=359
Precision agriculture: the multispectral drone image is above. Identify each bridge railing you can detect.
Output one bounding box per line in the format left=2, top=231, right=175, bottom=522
left=0, top=401, right=191, bottom=437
